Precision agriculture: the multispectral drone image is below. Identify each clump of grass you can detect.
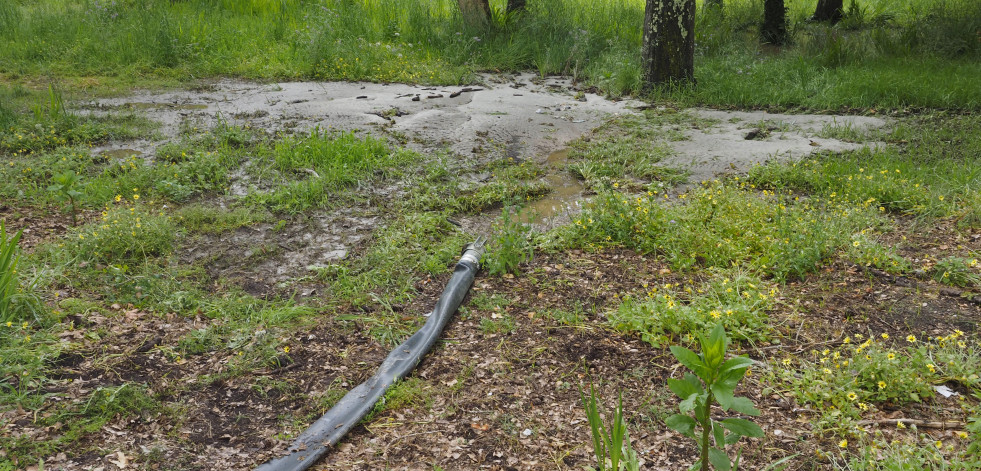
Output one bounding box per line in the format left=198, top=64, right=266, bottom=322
left=610, top=270, right=777, bottom=347
left=318, top=211, right=471, bottom=307
left=176, top=204, right=269, bottom=234
left=484, top=207, right=534, bottom=275
left=0, top=222, right=24, bottom=323
left=73, top=199, right=177, bottom=265
left=251, top=129, right=413, bottom=213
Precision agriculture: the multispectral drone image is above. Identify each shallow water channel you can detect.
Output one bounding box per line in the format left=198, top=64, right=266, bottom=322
left=517, top=148, right=585, bottom=225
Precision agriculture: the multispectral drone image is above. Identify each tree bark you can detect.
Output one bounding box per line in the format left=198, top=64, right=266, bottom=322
left=506, top=0, right=526, bottom=14
left=457, top=0, right=490, bottom=24
left=812, top=0, right=843, bottom=23
left=761, top=0, right=787, bottom=45
left=641, top=0, right=696, bottom=89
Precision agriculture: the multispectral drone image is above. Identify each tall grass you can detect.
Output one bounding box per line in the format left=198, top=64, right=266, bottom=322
left=0, top=0, right=978, bottom=108
left=0, top=222, right=24, bottom=324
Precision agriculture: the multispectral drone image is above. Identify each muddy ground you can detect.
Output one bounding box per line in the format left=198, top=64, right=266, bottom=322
left=83, top=74, right=885, bottom=288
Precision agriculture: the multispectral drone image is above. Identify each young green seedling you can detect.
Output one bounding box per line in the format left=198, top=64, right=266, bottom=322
left=48, top=171, right=83, bottom=226
left=580, top=384, right=640, bottom=471
left=666, top=323, right=763, bottom=471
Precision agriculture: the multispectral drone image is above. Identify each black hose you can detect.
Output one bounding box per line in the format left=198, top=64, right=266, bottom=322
left=254, top=238, right=485, bottom=471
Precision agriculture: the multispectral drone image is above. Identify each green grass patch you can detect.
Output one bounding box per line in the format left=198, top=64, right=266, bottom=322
left=558, top=182, right=881, bottom=281
left=2, top=0, right=978, bottom=109
left=748, top=115, right=981, bottom=222
left=249, top=130, right=415, bottom=213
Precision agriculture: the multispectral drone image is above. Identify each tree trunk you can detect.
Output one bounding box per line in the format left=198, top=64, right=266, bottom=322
left=761, top=0, right=787, bottom=45
left=641, top=0, right=696, bottom=89
left=812, top=0, right=843, bottom=23
left=458, top=0, right=490, bottom=24
left=506, top=0, right=526, bottom=14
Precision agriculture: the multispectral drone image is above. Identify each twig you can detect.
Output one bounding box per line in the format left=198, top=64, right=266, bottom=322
left=857, top=418, right=965, bottom=429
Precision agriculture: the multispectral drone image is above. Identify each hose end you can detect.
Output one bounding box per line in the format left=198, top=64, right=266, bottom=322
left=460, top=236, right=486, bottom=267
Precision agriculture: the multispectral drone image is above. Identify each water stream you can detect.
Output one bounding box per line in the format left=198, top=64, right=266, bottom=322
left=517, top=148, right=585, bottom=225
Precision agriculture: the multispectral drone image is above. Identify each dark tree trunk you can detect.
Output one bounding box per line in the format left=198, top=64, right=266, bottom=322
left=458, top=0, right=490, bottom=24
left=812, top=0, right=843, bottom=23
left=506, top=0, right=526, bottom=14
left=761, top=0, right=787, bottom=45
left=641, top=0, right=696, bottom=89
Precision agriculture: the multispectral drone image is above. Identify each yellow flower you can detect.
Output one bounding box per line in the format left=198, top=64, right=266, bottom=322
left=957, top=431, right=968, bottom=439
left=283, top=346, right=291, bottom=353
left=887, top=353, right=896, bottom=360
left=843, top=336, right=851, bottom=344
left=906, top=335, right=916, bottom=343
left=133, top=194, right=139, bottom=200
left=881, top=333, right=889, bottom=339
left=853, top=241, right=860, bottom=247
left=897, top=421, right=906, bottom=429
left=934, top=441, right=942, bottom=449
left=782, top=358, right=792, bottom=366
left=114, top=195, right=122, bottom=202
left=927, top=364, right=936, bottom=373
left=877, top=381, right=886, bottom=389
left=838, top=439, right=848, bottom=448
left=847, top=392, right=857, bottom=401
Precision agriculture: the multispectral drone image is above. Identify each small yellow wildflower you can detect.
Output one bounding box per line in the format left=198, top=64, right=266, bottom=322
left=847, top=392, right=857, bottom=401
left=927, top=364, right=936, bottom=373
left=881, top=333, right=889, bottom=339
left=906, top=335, right=916, bottom=343
left=283, top=346, right=291, bottom=353
left=957, top=431, right=968, bottom=439
left=877, top=381, right=886, bottom=389
left=838, top=439, right=848, bottom=448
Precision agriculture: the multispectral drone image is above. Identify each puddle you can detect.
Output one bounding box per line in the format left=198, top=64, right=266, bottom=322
left=517, top=148, right=585, bottom=225
left=123, top=102, right=209, bottom=110
left=99, top=148, right=143, bottom=159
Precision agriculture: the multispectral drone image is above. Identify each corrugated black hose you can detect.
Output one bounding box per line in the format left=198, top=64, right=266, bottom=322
left=254, top=237, right=486, bottom=471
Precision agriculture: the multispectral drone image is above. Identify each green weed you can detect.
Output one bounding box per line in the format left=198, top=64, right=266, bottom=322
left=846, top=233, right=911, bottom=274
left=72, top=200, right=177, bottom=265
left=479, top=314, right=516, bottom=335
left=772, top=330, right=980, bottom=436
left=580, top=385, right=640, bottom=471
left=176, top=204, right=269, bottom=234
left=665, top=324, right=763, bottom=471
left=560, top=182, right=878, bottom=280
left=47, top=171, right=83, bottom=226
left=251, top=129, right=412, bottom=213
left=484, top=207, right=534, bottom=275
left=0, top=222, right=23, bottom=324
left=611, top=271, right=776, bottom=347
left=931, top=256, right=980, bottom=288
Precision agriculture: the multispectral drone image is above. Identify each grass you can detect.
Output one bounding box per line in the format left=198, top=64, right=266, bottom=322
left=0, top=0, right=980, bottom=467
left=0, top=0, right=978, bottom=109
